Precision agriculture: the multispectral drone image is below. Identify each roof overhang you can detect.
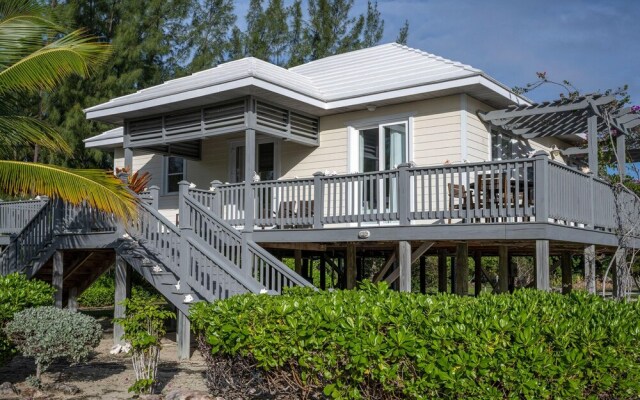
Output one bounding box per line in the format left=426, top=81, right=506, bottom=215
left=85, top=74, right=528, bottom=125
left=83, top=127, right=123, bottom=150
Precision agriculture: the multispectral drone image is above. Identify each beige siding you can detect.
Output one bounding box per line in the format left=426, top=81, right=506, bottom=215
left=466, top=96, right=491, bottom=162
left=281, top=96, right=462, bottom=179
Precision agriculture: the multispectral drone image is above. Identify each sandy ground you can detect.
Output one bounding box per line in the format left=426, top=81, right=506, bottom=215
left=0, top=316, right=209, bottom=399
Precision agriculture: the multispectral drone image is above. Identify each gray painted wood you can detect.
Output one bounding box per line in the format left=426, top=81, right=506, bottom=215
left=419, top=256, right=426, bottom=294
left=177, top=310, right=191, bottom=361
left=584, top=245, right=596, bottom=294
left=437, top=251, right=447, bottom=293
left=124, top=147, right=133, bottom=171
left=474, top=252, right=482, bottom=296
left=398, top=241, right=411, bottom=292
left=561, top=252, right=572, bottom=294
left=616, top=134, right=626, bottom=177
left=68, top=287, right=78, bottom=312
left=346, top=243, right=356, bottom=289
left=455, top=243, right=469, bottom=295
left=498, top=246, right=508, bottom=294
left=114, top=255, right=131, bottom=345
left=535, top=240, right=550, bottom=291
left=53, top=251, right=63, bottom=308
left=588, top=115, right=598, bottom=175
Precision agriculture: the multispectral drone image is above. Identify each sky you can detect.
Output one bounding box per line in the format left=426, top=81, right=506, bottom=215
left=236, top=0, right=640, bottom=104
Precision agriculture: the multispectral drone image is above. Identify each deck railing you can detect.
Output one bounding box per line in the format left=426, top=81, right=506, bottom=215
left=184, top=153, right=636, bottom=233
left=0, top=198, right=48, bottom=234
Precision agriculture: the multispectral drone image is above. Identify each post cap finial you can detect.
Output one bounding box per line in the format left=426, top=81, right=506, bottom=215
left=313, top=171, right=325, bottom=177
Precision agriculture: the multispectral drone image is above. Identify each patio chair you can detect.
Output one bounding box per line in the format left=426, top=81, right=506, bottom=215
left=447, top=183, right=474, bottom=223
left=275, top=200, right=297, bottom=229
left=296, top=200, right=315, bottom=228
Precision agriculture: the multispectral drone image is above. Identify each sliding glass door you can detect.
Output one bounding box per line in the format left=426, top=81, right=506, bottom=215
left=358, top=122, right=408, bottom=214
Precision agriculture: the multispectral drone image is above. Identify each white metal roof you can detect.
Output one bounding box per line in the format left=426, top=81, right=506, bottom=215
left=85, top=43, right=528, bottom=124
left=83, top=126, right=123, bottom=149
left=290, top=43, right=481, bottom=101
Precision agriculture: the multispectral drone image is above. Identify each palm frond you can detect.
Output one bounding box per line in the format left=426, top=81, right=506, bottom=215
left=0, top=116, right=71, bottom=155
left=0, top=15, right=61, bottom=68
left=0, top=161, right=138, bottom=220
left=0, top=29, right=111, bottom=94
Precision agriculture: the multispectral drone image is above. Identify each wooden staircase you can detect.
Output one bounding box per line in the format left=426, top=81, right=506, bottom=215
left=0, top=193, right=313, bottom=314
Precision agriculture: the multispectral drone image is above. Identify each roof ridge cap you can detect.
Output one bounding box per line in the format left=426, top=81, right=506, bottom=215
left=391, top=43, right=482, bottom=73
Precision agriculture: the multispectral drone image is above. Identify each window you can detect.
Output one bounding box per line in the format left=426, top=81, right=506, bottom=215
left=165, top=156, right=185, bottom=193
left=358, top=122, right=408, bottom=172
left=229, top=139, right=279, bottom=183
left=491, top=130, right=514, bottom=160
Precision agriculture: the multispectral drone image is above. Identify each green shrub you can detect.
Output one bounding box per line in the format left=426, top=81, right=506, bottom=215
left=191, top=282, right=640, bottom=399
left=0, top=274, right=55, bottom=365
left=4, top=306, right=102, bottom=381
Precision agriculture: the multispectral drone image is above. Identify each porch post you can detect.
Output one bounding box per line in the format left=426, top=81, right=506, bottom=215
left=437, top=250, right=447, bottom=292
left=534, top=153, right=549, bottom=224
left=584, top=245, right=596, bottom=294
left=177, top=310, right=191, bottom=361
left=209, top=180, right=222, bottom=215
left=67, top=287, right=78, bottom=312
left=124, top=147, right=133, bottom=172
left=616, top=133, right=626, bottom=177
left=313, top=172, right=324, bottom=229
left=535, top=240, right=550, bottom=291
left=242, top=128, right=256, bottom=272
left=398, top=241, right=411, bottom=292
left=294, top=249, right=303, bottom=275
left=114, top=255, right=131, bottom=345
left=148, top=185, right=160, bottom=210
left=244, top=129, right=256, bottom=231
left=320, top=254, right=327, bottom=290
left=474, top=251, right=482, bottom=296
left=52, top=251, right=63, bottom=308
left=419, top=256, right=426, bottom=294
left=397, top=163, right=411, bottom=226
left=561, top=252, right=572, bottom=294
left=454, top=243, right=468, bottom=295
left=346, top=243, right=357, bottom=289
left=498, top=245, right=508, bottom=293
left=587, top=115, right=598, bottom=176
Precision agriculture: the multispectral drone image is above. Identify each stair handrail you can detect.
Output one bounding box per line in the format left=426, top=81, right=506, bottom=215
left=184, top=192, right=314, bottom=290
left=128, top=201, right=264, bottom=299
left=0, top=199, right=56, bottom=275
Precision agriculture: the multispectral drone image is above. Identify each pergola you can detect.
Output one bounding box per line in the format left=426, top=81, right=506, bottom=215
left=478, top=95, right=640, bottom=177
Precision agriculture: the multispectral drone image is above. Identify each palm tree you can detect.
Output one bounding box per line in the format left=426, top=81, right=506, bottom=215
left=0, top=0, right=136, bottom=219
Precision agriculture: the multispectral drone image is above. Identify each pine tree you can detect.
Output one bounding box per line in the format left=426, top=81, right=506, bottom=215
left=42, top=0, right=191, bottom=169
left=187, top=0, right=236, bottom=72
left=396, top=20, right=409, bottom=45
left=286, top=0, right=307, bottom=67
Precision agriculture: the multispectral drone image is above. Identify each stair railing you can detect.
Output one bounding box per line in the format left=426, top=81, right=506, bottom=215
left=128, top=200, right=264, bottom=302
left=183, top=183, right=314, bottom=291
left=0, top=199, right=56, bottom=275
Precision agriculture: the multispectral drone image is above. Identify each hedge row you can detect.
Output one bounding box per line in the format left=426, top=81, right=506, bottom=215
left=191, top=282, right=640, bottom=399
left=0, top=273, right=55, bottom=365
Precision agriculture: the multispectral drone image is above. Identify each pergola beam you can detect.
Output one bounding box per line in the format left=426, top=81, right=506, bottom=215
left=479, top=95, right=615, bottom=122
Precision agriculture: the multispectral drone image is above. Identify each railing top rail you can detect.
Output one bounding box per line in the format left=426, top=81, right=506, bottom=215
left=215, top=182, right=245, bottom=189
left=0, top=198, right=46, bottom=206
left=406, top=157, right=538, bottom=173
left=251, top=177, right=315, bottom=185
left=188, top=187, right=214, bottom=195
